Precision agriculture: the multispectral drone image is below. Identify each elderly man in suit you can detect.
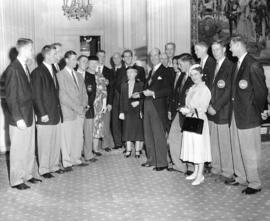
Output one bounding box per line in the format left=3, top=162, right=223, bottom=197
left=225, top=35, right=268, bottom=195
left=32, top=45, right=63, bottom=178
left=96, top=50, right=115, bottom=152
left=5, top=38, right=41, bottom=190
left=207, top=39, right=234, bottom=180
left=140, top=48, right=171, bottom=171
left=77, top=55, right=97, bottom=162
left=194, top=42, right=216, bottom=89
left=57, top=50, right=88, bottom=170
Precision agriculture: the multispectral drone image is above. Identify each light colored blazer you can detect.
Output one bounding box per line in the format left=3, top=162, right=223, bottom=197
left=57, top=67, right=88, bottom=121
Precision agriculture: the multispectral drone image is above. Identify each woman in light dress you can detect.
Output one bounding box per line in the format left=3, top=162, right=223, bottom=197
left=180, top=64, right=211, bottom=186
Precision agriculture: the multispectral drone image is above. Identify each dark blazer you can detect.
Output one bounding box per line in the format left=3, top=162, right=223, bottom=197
left=31, top=63, right=61, bottom=125
left=209, top=58, right=233, bottom=124
left=5, top=58, right=34, bottom=127
left=144, top=64, right=172, bottom=129
left=113, top=65, right=126, bottom=94
left=102, top=66, right=114, bottom=105
left=203, top=56, right=216, bottom=89
left=230, top=54, right=268, bottom=129
left=119, top=81, right=144, bottom=114
left=169, top=72, right=185, bottom=120
left=84, top=72, right=96, bottom=119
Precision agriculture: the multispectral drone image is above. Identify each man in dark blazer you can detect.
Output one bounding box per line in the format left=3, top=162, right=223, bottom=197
left=140, top=48, right=171, bottom=171
left=5, top=38, right=41, bottom=190
left=195, top=42, right=216, bottom=88
left=207, top=40, right=234, bottom=180
left=111, top=52, right=125, bottom=149
left=167, top=54, right=194, bottom=173
left=32, top=45, right=63, bottom=178
left=226, top=35, right=268, bottom=195
left=77, top=55, right=97, bottom=161
left=96, top=50, right=115, bottom=152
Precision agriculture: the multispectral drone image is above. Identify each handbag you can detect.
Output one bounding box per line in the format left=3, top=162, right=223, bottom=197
left=181, top=109, right=204, bottom=134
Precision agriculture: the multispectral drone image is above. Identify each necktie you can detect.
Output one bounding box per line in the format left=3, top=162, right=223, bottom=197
left=233, top=61, right=241, bottom=82
left=148, top=69, right=155, bottom=85
left=212, top=62, right=220, bottom=83
left=98, top=66, right=102, bottom=75
left=174, top=72, right=180, bottom=88
left=71, top=70, right=79, bottom=89
left=24, top=64, right=31, bottom=82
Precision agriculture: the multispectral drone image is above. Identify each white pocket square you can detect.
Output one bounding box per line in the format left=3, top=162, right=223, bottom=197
left=157, top=76, right=162, bottom=80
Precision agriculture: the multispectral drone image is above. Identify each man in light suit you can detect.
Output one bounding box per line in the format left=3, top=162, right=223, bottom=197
left=207, top=40, right=234, bottom=180
left=226, top=35, right=268, bottom=195
left=57, top=50, right=89, bottom=170
left=140, top=48, right=171, bottom=171
left=5, top=38, right=41, bottom=190
left=31, top=45, right=63, bottom=178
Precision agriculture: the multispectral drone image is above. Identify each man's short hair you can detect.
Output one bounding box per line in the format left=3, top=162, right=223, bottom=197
left=122, top=49, right=133, bottom=57
left=212, top=39, right=227, bottom=48
left=64, top=50, right=77, bottom=59
left=77, top=55, right=89, bottom=61
left=165, top=42, right=176, bottom=50
left=230, top=35, right=247, bottom=47
left=88, top=55, right=99, bottom=61
left=16, top=38, right=33, bottom=50
left=195, top=41, right=209, bottom=49
left=96, top=50, right=106, bottom=55
left=41, top=45, right=56, bottom=58
left=51, top=42, right=62, bottom=48
left=178, top=53, right=194, bottom=64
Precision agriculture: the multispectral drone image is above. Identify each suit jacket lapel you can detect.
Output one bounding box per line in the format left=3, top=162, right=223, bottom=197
left=15, top=59, right=31, bottom=87
left=149, top=65, right=162, bottom=86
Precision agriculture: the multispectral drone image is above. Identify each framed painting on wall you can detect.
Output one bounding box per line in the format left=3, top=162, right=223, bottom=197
left=191, top=0, right=270, bottom=64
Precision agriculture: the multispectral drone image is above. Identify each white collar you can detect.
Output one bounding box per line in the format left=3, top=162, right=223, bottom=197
left=43, top=61, right=52, bottom=72
left=153, top=63, right=162, bottom=72
left=217, top=56, right=226, bottom=66
left=17, top=55, right=27, bottom=68
left=238, top=52, right=248, bottom=66
left=201, top=55, right=209, bottom=68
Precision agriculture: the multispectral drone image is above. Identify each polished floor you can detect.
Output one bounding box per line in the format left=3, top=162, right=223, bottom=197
left=0, top=145, right=270, bottom=221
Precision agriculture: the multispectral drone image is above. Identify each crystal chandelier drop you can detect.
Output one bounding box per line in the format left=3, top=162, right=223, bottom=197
left=62, top=0, right=93, bottom=20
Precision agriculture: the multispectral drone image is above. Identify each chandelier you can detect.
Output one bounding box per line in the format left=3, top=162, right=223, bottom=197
left=62, top=0, right=93, bottom=20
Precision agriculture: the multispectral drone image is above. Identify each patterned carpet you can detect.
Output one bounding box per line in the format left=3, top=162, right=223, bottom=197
left=0, top=145, right=270, bottom=221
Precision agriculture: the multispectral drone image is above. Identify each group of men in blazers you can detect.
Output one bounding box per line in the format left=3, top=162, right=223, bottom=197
left=167, top=36, right=268, bottom=195
left=4, top=36, right=268, bottom=195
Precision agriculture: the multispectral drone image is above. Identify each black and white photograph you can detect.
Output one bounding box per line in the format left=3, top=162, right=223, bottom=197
left=0, top=0, right=270, bottom=220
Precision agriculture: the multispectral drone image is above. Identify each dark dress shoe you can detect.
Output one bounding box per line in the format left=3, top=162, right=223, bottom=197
left=93, top=151, right=102, bottom=156
left=63, top=166, right=73, bottom=172
left=185, top=170, right=193, bottom=176
left=112, top=145, right=122, bottom=150
left=13, top=183, right=30, bottom=190
left=141, top=162, right=151, bottom=167
left=225, top=179, right=239, bottom=186
left=87, top=158, right=98, bottom=163
left=104, top=147, right=112, bottom=152
left=54, top=169, right=65, bottom=174
left=167, top=168, right=178, bottom=172
left=153, top=166, right=168, bottom=171
left=78, top=162, right=89, bottom=167
left=41, top=173, right=54, bottom=179
left=242, top=187, right=261, bottom=195
left=28, top=178, right=42, bottom=183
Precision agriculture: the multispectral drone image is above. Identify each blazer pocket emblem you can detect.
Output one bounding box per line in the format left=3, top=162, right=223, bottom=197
left=239, top=80, right=248, bottom=89
left=157, top=76, right=162, bottom=80
left=217, top=80, right=225, bottom=88
left=87, top=85, right=93, bottom=92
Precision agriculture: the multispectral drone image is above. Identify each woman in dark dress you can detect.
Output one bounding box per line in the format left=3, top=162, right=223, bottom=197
left=119, top=67, right=144, bottom=158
